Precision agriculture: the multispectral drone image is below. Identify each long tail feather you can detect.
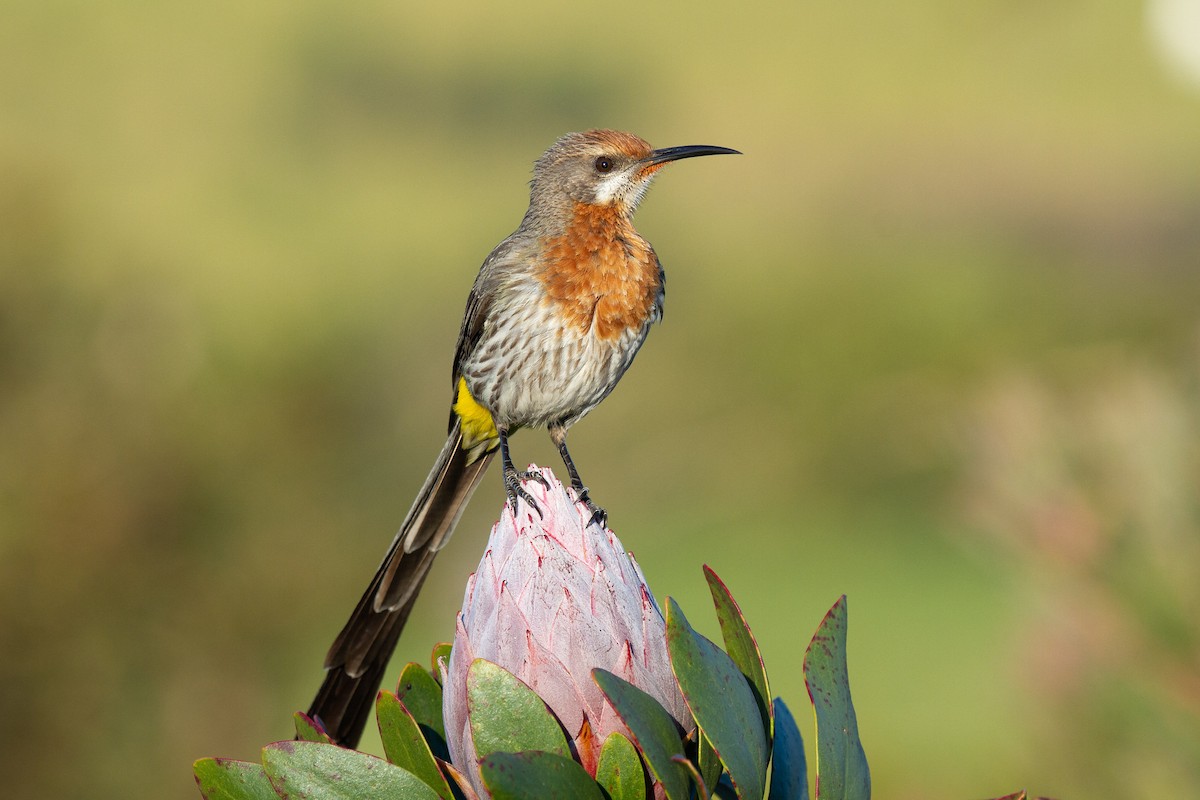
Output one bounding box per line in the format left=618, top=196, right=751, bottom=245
left=308, top=420, right=494, bottom=746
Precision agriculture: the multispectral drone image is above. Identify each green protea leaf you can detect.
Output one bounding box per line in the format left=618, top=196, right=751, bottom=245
left=467, top=658, right=571, bottom=760
left=703, top=566, right=772, bottom=740
left=595, top=731, right=646, bottom=800
left=672, top=753, right=710, bottom=797
left=480, top=751, right=607, bottom=799
left=666, top=598, right=768, bottom=800
left=430, top=642, right=453, bottom=681
left=768, top=698, right=809, bottom=800
left=396, top=661, right=448, bottom=759
left=803, top=596, right=869, bottom=800
left=293, top=712, right=334, bottom=744
left=260, top=741, right=441, bottom=799
left=593, top=668, right=691, bottom=800
left=376, top=691, right=455, bottom=800
left=193, top=757, right=278, bottom=800
left=696, top=728, right=722, bottom=799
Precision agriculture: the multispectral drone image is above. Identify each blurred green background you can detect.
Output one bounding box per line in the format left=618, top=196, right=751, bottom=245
left=4, top=1, right=1200, bottom=797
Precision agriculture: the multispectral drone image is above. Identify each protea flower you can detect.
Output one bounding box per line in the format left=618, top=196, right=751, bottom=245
left=194, top=466, right=866, bottom=800
left=442, top=467, right=693, bottom=794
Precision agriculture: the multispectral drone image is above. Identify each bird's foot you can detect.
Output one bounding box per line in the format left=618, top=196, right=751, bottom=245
left=516, top=468, right=551, bottom=490
left=573, top=485, right=607, bottom=529
left=504, top=467, right=544, bottom=517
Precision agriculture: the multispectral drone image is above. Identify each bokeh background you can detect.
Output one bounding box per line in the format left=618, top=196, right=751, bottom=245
left=4, top=1, right=1200, bottom=797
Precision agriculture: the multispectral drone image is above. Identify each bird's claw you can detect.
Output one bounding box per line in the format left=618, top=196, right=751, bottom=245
left=504, top=470, right=544, bottom=517
left=517, top=469, right=551, bottom=490
left=573, top=485, right=607, bottom=529
left=586, top=506, right=608, bottom=529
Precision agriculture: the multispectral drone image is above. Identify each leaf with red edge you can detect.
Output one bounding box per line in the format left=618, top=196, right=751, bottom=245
left=595, top=731, right=646, bottom=800
left=703, top=566, right=772, bottom=739
left=467, top=658, right=570, bottom=760
left=673, top=753, right=709, bottom=798
left=293, top=712, right=333, bottom=744
left=395, top=661, right=447, bottom=759
left=481, top=750, right=607, bottom=799
left=593, top=668, right=691, bottom=800
left=193, top=757, right=278, bottom=800
left=261, top=741, right=440, bottom=799
left=376, top=691, right=454, bottom=799
left=803, top=596, right=869, bottom=800
left=667, top=598, right=768, bottom=800
left=430, top=642, right=452, bottom=682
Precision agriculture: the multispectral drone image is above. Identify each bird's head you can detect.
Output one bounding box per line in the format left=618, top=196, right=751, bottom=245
left=529, top=129, right=739, bottom=218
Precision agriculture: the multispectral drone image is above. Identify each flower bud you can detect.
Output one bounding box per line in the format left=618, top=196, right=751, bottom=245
left=442, top=467, right=692, bottom=794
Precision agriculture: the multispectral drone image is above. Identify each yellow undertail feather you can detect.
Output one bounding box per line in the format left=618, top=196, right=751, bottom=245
left=453, top=376, right=499, bottom=454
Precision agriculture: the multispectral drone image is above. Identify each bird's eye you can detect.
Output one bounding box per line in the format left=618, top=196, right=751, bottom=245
left=594, top=156, right=614, bottom=173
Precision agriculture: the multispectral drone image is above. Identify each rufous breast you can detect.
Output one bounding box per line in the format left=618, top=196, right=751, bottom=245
left=538, top=202, right=661, bottom=341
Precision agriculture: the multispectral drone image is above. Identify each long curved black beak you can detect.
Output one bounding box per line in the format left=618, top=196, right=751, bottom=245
left=641, top=144, right=742, bottom=166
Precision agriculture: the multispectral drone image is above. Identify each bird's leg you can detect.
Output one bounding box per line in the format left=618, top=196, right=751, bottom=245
left=498, top=425, right=545, bottom=516
left=550, top=424, right=607, bottom=528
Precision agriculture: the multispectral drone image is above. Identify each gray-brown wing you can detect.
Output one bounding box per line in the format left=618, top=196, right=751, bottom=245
left=447, top=236, right=529, bottom=428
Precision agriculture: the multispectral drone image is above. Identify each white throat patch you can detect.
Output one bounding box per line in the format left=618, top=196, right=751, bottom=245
left=593, top=167, right=654, bottom=208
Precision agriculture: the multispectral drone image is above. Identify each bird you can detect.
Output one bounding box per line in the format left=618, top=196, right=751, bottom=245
left=307, top=129, right=739, bottom=746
